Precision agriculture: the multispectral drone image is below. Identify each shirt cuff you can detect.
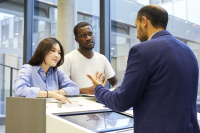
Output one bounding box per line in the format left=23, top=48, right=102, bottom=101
left=94, top=84, right=104, bottom=95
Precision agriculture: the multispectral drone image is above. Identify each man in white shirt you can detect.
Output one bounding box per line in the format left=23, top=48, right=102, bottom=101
left=60, top=22, right=120, bottom=94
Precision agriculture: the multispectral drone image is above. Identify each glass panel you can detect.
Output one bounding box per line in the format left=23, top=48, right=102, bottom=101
left=150, top=0, right=160, bottom=4
left=34, top=1, right=50, bottom=18
left=32, top=20, right=51, bottom=54
left=161, top=0, right=172, bottom=2
left=111, top=0, right=200, bottom=98
left=111, top=0, right=142, bottom=83
left=58, top=112, right=133, bottom=132
left=77, top=0, right=100, bottom=52
left=0, top=0, right=24, bottom=118
left=33, top=1, right=57, bottom=55
left=36, top=0, right=57, bottom=5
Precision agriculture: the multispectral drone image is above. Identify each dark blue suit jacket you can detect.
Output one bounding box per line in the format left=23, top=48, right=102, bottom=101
left=95, top=30, right=199, bottom=133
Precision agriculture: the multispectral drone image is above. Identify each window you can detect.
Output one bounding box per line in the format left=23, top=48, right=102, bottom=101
left=150, top=0, right=159, bottom=4
left=161, top=0, right=172, bottom=3
left=111, top=0, right=200, bottom=96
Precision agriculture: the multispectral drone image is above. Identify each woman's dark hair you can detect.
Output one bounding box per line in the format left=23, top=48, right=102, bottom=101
left=28, top=37, right=64, bottom=70
left=73, top=22, right=93, bottom=37
left=137, top=5, right=168, bottom=30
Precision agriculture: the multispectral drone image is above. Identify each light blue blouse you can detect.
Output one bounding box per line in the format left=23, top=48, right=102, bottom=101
left=14, top=64, right=80, bottom=98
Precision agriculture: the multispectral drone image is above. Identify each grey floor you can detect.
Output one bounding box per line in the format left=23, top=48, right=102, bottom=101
left=0, top=125, right=5, bottom=133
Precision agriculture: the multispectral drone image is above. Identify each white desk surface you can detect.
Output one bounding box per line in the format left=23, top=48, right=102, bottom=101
left=46, top=96, right=110, bottom=114
left=45, top=96, right=134, bottom=133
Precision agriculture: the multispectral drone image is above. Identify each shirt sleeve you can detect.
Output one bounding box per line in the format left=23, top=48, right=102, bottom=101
left=103, top=56, right=115, bottom=79
left=94, top=47, right=148, bottom=112
left=14, top=65, right=40, bottom=98
left=59, top=55, right=71, bottom=77
left=57, top=68, right=80, bottom=95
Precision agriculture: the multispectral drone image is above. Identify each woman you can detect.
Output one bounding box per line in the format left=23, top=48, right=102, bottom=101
left=14, top=37, right=79, bottom=103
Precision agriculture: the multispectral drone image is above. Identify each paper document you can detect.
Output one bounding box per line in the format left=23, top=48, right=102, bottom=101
left=46, top=98, right=109, bottom=114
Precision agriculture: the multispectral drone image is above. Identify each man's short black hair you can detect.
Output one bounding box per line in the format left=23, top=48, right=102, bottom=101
left=137, top=5, right=168, bottom=29
left=73, top=22, right=93, bottom=37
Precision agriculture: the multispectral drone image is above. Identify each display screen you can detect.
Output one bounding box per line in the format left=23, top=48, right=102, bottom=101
left=56, top=111, right=133, bottom=132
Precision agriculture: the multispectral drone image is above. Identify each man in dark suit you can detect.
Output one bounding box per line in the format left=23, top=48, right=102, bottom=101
left=86, top=4, right=200, bottom=133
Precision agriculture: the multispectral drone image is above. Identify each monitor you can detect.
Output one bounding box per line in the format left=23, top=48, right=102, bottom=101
left=54, top=110, right=134, bottom=132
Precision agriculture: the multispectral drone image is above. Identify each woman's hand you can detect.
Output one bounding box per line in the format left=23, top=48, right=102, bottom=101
left=48, top=91, right=71, bottom=104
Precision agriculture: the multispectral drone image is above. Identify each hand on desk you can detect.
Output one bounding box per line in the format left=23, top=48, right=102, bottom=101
left=80, top=86, right=96, bottom=95
left=48, top=91, right=71, bottom=104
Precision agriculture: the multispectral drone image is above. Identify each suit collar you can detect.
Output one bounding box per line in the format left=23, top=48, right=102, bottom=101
left=151, top=30, right=171, bottom=39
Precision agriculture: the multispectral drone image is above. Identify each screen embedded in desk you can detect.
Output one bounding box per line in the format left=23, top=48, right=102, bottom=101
left=56, top=111, right=134, bottom=132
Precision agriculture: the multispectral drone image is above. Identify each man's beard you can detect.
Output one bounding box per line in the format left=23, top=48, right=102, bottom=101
left=139, top=35, right=148, bottom=42
left=138, top=25, right=148, bottom=42
left=79, top=41, right=95, bottom=50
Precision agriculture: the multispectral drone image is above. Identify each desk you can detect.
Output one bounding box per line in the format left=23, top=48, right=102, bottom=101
left=6, top=97, right=134, bottom=133
left=46, top=97, right=110, bottom=133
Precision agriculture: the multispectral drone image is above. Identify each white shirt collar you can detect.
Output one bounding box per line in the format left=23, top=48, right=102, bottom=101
left=148, top=32, right=156, bottom=41
left=148, top=30, right=164, bottom=41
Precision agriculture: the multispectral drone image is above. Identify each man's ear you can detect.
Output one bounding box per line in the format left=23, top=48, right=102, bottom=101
left=75, top=37, right=79, bottom=43
left=142, top=16, right=148, bottom=29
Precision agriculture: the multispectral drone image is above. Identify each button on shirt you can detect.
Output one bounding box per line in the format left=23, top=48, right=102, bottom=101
left=14, top=64, right=80, bottom=98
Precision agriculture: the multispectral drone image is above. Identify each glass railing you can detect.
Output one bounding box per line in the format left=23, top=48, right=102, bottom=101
left=0, top=63, right=19, bottom=116
left=0, top=63, right=19, bottom=96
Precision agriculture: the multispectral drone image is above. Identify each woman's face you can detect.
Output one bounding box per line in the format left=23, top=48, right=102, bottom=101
left=44, top=43, right=61, bottom=67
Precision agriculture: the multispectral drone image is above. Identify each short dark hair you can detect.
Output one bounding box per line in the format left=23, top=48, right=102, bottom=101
left=73, top=22, right=93, bottom=37
left=137, top=5, right=168, bottom=29
left=28, top=37, right=64, bottom=70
